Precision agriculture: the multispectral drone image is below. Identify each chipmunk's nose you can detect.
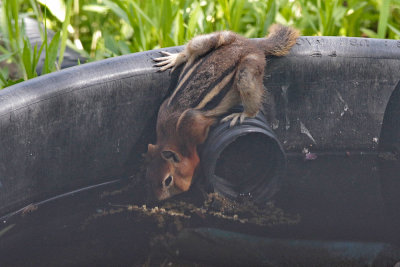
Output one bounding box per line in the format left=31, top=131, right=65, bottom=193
left=163, top=175, right=173, bottom=187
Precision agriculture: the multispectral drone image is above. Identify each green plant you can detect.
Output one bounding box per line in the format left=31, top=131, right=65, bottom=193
left=0, top=0, right=73, bottom=88
left=1, top=0, right=400, bottom=89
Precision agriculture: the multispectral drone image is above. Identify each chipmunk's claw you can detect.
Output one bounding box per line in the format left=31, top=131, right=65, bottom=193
left=160, top=51, right=173, bottom=56
left=153, top=51, right=188, bottom=72
left=153, top=51, right=180, bottom=72
left=221, top=112, right=249, bottom=127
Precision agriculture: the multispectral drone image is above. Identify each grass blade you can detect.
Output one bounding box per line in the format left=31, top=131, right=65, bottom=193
left=187, top=2, right=203, bottom=37
left=10, top=0, right=21, bottom=51
left=173, top=9, right=184, bottom=45
left=29, top=0, right=44, bottom=39
left=0, top=52, right=14, bottom=62
left=31, top=43, right=44, bottom=78
left=378, top=0, right=391, bottom=38
left=103, top=0, right=130, bottom=25
left=42, top=31, right=61, bottom=74
left=388, top=23, right=400, bottom=37
left=0, top=69, right=8, bottom=88
left=58, top=0, right=73, bottom=67
left=130, top=1, right=156, bottom=28
left=22, top=38, right=33, bottom=79
left=231, top=0, right=245, bottom=32
left=361, top=27, right=378, bottom=38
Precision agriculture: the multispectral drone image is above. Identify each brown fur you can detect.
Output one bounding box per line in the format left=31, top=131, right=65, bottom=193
left=147, top=24, right=299, bottom=200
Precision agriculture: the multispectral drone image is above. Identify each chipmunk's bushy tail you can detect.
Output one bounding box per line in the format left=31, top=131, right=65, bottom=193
left=261, top=24, right=299, bottom=56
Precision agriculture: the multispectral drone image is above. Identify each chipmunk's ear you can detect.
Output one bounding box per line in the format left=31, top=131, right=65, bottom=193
left=176, top=109, right=215, bottom=149
left=145, top=143, right=157, bottom=159
left=147, top=143, right=156, bottom=153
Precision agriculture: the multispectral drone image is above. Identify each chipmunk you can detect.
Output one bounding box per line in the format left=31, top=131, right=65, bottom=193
left=146, top=24, right=299, bottom=200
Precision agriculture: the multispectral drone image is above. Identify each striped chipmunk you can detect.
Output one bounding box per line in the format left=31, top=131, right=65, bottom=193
left=146, top=24, right=299, bottom=200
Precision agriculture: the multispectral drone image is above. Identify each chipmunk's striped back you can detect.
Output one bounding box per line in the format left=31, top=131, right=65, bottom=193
left=167, top=40, right=244, bottom=114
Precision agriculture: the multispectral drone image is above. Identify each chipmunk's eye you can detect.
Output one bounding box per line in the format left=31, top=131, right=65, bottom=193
left=161, top=150, right=180, bottom=163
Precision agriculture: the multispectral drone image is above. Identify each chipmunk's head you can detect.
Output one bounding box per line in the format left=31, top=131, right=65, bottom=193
left=145, top=109, right=215, bottom=200
left=145, top=143, right=199, bottom=200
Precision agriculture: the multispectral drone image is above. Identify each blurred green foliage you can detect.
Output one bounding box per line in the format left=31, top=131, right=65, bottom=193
left=1, top=0, right=400, bottom=88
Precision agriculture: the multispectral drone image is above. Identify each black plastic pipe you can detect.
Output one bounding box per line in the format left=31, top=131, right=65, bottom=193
left=201, top=108, right=286, bottom=203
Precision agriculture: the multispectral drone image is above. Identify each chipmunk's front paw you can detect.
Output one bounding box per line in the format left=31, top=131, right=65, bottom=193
left=221, top=112, right=249, bottom=127
left=153, top=51, right=185, bottom=72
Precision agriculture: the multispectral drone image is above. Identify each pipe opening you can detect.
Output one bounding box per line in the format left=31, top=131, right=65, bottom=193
left=214, top=133, right=278, bottom=195
left=200, top=110, right=286, bottom=203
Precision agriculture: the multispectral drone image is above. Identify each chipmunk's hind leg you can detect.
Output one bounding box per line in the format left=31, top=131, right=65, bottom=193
left=154, top=31, right=237, bottom=72
left=222, top=53, right=265, bottom=127
left=186, top=31, right=236, bottom=59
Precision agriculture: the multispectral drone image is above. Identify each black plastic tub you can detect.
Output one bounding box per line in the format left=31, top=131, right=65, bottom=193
left=1, top=37, right=400, bottom=265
